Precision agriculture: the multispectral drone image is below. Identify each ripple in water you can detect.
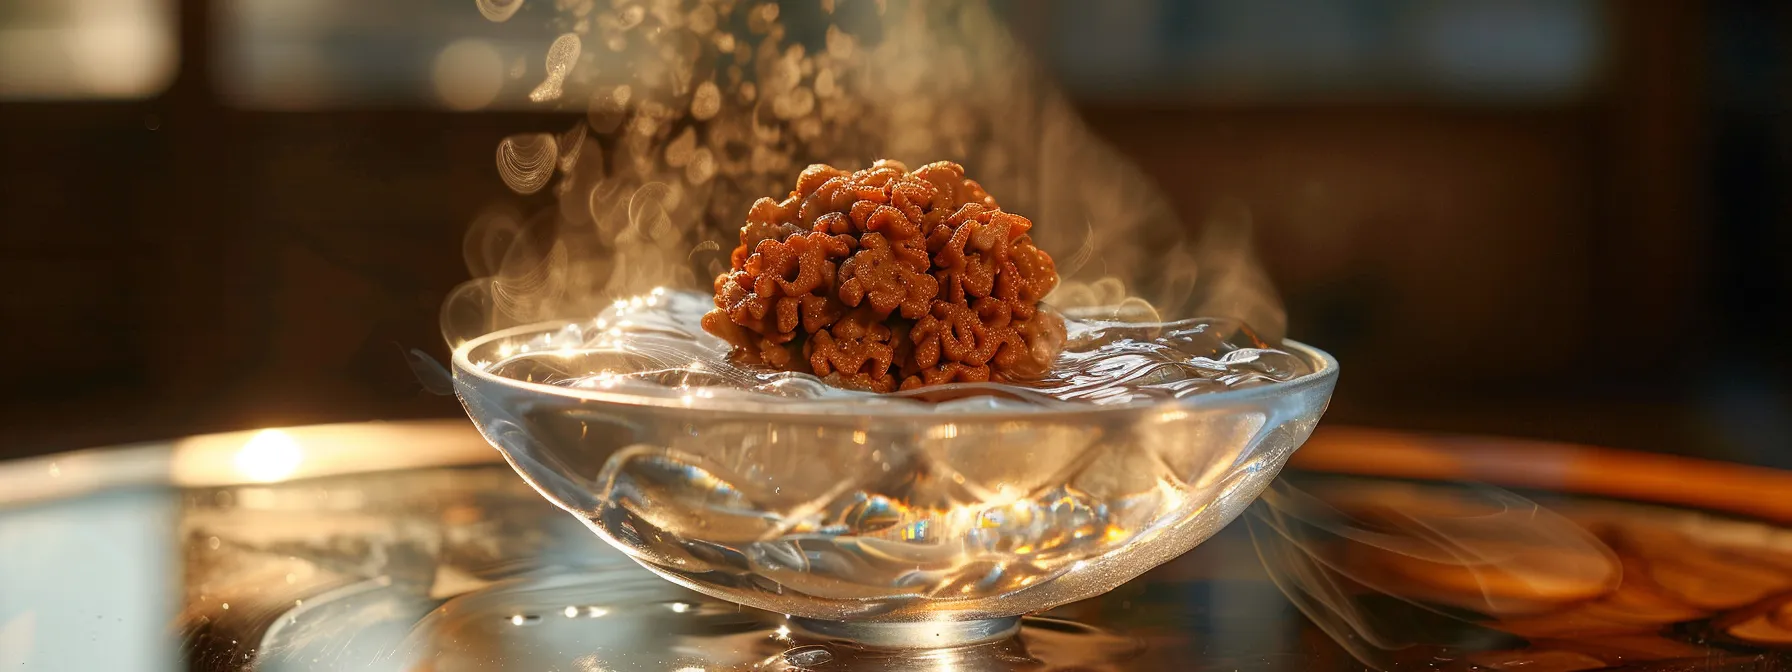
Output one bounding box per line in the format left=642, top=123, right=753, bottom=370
left=480, top=289, right=1314, bottom=409
left=528, top=33, right=581, bottom=103
left=495, top=133, right=557, bottom=194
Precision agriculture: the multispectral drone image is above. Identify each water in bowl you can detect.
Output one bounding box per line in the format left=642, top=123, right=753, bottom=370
left=477, top=288, right=1313, bottom=410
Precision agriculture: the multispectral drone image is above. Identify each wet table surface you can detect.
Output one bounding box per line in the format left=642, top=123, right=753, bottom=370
left=3, top=421, right=1791, bottom=671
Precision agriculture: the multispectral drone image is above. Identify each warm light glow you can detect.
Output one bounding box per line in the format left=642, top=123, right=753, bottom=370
left=233, top=429, right=303, bottom=482
left=432, top=38, right=503, bottom=111
left=0, top=0, right=178, bottom=100
left=668, top=602, right=691, bottom=613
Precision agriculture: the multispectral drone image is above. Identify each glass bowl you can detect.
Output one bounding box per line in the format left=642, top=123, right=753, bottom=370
left=452, top=320, right=1337, bottom=645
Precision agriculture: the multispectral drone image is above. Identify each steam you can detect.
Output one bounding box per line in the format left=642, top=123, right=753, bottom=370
left=1246, top=479, right=1622, bottom=669
left=441, top=0, right=1287, bottom=351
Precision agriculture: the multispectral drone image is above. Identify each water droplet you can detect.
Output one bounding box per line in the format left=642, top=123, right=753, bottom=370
left=664, top=127, right=696, bottom=167
left=207, top=536, right=221, bottom=550
left=529, top=33, right=582, bottom=103
left=691, top=80, right=721, bottom=120
left=686, top=147, right=716, bottom=184
left=475, top=0, right=523, bottom=23
left=496, top=133, right=558, bottom=194
left=783, top=646, right=833, bottom=666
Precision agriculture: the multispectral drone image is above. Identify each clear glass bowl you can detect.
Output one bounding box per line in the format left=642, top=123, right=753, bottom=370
left=453, top=320, right=1337, bottom=640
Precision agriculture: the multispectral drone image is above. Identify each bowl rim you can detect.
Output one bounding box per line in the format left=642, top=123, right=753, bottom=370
left=451, top=318, right=1338, bottom=420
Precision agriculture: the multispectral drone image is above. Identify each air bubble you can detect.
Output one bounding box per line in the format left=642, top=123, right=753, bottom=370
left=476, top=0, right=523, bottom=23
left=748, top=3, right=779, bottom=34
left=687, top=4, right=717, bottom=34
left=433, top=39, right=504, bottom=111
left=529, top=33, right=582, bottom=103
left=691, top=81, right=721, bottom=120
left=783, top=646, right=833, bottom=666
left=793, top=116, right=821, bottom=141
left=588, top=84, right=632, bottom=133
left=826, top=25, right=855, bottom=59
left=766, top=53, right=802, bottom=94
left=772, top=87, right=814, bottom=119
left=496, top=133, right=558, bottom=194
left=616, top=5, right=645, bottom=29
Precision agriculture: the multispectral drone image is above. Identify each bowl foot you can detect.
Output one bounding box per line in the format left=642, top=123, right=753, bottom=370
left=788, top=615, right=1022, bottom=648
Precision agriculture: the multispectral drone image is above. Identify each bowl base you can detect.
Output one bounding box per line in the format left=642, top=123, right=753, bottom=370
left=789, top=615, right=1022, bottom=648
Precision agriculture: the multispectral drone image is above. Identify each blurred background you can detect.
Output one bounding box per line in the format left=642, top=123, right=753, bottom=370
left=1, top=0, right=1787, bottom=466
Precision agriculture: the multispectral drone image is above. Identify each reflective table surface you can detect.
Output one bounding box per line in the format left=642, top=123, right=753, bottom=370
left=3, top=421, right=1791, bottom=671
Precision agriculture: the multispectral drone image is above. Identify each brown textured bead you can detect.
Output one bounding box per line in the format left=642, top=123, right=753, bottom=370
left=704, top=160, right=1061, bottom=390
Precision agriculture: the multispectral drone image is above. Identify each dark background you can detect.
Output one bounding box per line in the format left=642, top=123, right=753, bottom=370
left=2, top=0, right=1788, bottom=466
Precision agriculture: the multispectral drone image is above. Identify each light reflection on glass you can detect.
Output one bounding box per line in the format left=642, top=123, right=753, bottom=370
left=233, top=429, right=304, bottom=483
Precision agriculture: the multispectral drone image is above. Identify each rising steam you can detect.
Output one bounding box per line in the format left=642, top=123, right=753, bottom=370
left=441, top=0, right=1286, bottom=351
